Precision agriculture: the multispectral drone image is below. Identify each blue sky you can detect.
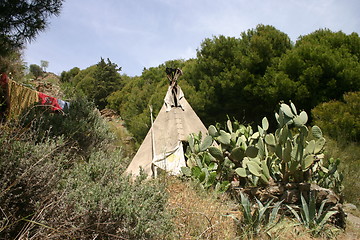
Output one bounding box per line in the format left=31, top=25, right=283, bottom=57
left=24, top=0, right=360, bottom=77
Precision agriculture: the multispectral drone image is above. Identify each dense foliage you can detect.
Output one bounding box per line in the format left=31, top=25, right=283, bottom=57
left=60, top=58, right=123, bottom=110
left=312, top=91, right=360, bottom=142
left=0, top=98, right=172, bottom=239
left=19, top=96, right=113, bottom=157
left=188, top=25, right=292, bottom=126
left=29, top=63, right=43, bottom=79
left=100, top=26, right=360, bottom=142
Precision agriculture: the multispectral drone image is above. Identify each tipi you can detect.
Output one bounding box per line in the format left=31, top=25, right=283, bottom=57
left=124, top=68, right=208, bottom=178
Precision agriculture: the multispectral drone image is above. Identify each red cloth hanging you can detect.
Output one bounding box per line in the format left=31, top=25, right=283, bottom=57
left=0, top=73, right=9, bottom=89
left=38, top=92, right=62, bottom=111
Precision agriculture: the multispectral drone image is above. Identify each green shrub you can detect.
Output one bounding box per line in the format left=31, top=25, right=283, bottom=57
left=47, top=149, right=173, bottom=239
left=1, top=95, right=172, bottom=239
left=18, top=96, right=113, bottom=157
left=312, top=91, right=360, bottom=142
left=0, top=124, right=70, bottom=239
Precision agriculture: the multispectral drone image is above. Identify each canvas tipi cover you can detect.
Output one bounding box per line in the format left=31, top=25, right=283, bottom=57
left=124, top=69, right=208, bottom=178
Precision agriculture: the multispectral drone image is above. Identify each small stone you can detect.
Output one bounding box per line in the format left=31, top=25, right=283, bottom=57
left=343, top=203, right=358, bottom=211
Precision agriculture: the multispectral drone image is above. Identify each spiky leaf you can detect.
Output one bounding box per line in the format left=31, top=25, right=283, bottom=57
left=314, top=137, right=326, bottom=154
left=250, top=132, right=260, bottom=140
left=187, top=157, right=196, bottom=168
left=305, top=140, right=315, bottom=155
left=217, top=130, right=231, bottom=145
left=265, top=133, right=276, bottom=146
left=283, top=140, right=292, bottom=162
left=188, top=135, right=195, bottom=152
left=260, top=174, right=269, bottom=184
left=258, top=125, right=264, bottom=136
left=227, top=119, right=233, bottom=133
left=275, top=144, right=282, bottom=159
left=290, top=101, right=297, bottom=115
left=257, top=137, right=266, bottom=158
left=302, top=154, right=315, bottom=171
left=294, top=111, right=308, bottom=126
left=252, top=157, right=262, bottom=165
left=242, top=157, right=250, bottom=168
left=236, top=135, right=247, bottom=149
left=261, top=160, right=270, bottom=180
left=275, top=112, right=280, bottom=124
left=279, top=126, right=289, bottom=144
left=299, top=111, right=308, bottom=125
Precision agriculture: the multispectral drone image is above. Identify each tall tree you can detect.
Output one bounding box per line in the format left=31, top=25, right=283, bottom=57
left=192, top=25, right=292, bottom=125
left=0, top=0, right=63, bottom=55
left=76, top=58, right=123, bottom=109
left=40, top=60, right=49, bottom=72
left=29, top=63, right=43, bottom=79
left=274, top=29, right=360, bottom=113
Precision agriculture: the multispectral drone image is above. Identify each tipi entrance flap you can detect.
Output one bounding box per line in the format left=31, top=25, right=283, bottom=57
left=152, top=141, right=186, bottom=175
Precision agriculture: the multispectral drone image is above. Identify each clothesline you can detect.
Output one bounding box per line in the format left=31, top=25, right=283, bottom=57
left=0, top=73, right=70, bottom=119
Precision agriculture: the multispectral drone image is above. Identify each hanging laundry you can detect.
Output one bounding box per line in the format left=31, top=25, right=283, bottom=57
left=0, top=73, right=9, bottom=89
left=2, top=76, right=71, bottom=119
left=57, top=99, right=70, bottom=110
left=38, top=92, right=62, bottom=111
left=7, top=79, right=39, bottom=119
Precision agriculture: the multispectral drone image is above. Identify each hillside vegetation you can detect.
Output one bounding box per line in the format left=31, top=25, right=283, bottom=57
left=1, top=24, right=359, bottom=239
left=58, top=26, right=360, bottom=143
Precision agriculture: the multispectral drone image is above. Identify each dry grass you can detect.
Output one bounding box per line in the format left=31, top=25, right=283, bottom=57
left=166, top=177, right=239, bottom=240
left=164, top=177, right=350, bottom=240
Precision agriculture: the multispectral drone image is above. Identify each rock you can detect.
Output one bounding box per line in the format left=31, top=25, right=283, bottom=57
left=310, top=184, right=340, bottom=205
left=343, top=203, right=358, bottom=211
left=330, top=203, right=347, bottom=229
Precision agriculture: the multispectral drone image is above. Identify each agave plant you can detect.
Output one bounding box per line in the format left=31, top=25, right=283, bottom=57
left=236, top=192, right=283, bottom=237
left=286, top=192, right=337, bottom=236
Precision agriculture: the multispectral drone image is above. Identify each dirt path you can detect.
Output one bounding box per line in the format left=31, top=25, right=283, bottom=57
left=347, top=212, right=360, bottom=228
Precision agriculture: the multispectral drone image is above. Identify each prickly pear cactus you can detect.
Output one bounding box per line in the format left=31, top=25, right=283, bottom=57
left=181, top=101, right=341, bottom=191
